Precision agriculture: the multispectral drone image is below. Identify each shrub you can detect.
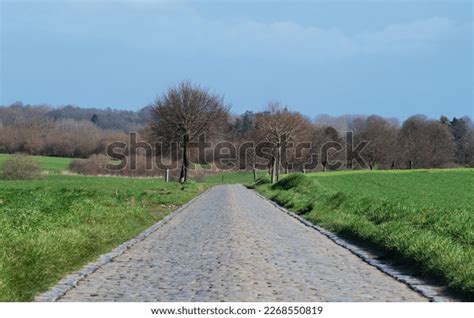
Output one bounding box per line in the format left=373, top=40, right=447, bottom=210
left=69, top=155, right=109, bottom=175
left=69, top=154, right=172, bottom=178
left=255, top=175, right=271, bottom=185
left=0, top=155, right=41, bottom=180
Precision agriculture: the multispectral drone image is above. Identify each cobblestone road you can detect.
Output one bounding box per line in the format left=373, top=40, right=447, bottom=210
left=59, top=185, right=427, bottom=301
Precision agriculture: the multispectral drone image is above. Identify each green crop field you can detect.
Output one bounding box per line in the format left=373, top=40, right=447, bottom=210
left=0, top=175, right=206, bottom=301
left=253, top=169, right=474, bottom=298
left=0, top=154, right=72, bottom=172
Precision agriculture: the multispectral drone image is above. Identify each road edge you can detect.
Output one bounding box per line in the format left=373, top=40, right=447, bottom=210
left=34, top=187, right=212, bottom=302
left=249, top=186, right=455, bottom=302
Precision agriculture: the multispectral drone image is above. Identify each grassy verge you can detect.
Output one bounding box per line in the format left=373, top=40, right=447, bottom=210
left=253, top=169, right=474, bottom=299
left=0, top=154, right=72, bottom=172
left=0, top=175, right=206, bottom=301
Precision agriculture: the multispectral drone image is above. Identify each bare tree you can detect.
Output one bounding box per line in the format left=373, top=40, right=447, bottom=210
left=425, top=120, right=456, bottom=167
left=286, top=118, right=313, bottom=173
left=355, top=115, right=399, bottom=170
left=397, top=115, right=455, bottom=168
left=312, top=125, right=342, bottom=172
left=149, top=81, right=229, bottom=182
left=254, top=102, right=307, bottom=183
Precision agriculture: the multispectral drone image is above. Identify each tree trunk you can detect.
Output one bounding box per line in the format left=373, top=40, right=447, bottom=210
left=253, top=167, right=257, bottom=182
left=391, top=161, right=395, bottom=170
left=275, top=146, right=281, bottom=182
left=179, top=134, right=189, bottom=183
left=271, top=156, right=277, bottom=184
left=408, top=160, right=412, bottom=170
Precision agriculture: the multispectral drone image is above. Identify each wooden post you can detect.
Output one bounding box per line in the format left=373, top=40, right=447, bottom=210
left=253, top=168, right=257, bottom=182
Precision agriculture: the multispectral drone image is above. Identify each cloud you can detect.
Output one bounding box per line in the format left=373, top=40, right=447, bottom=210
left=218, top=16, right=462, bottom=59
left=2, top=1, right=468, bottom=62
left=354, top=17, right=459, bottom=54
left=120, top=5, right=465, bottom=61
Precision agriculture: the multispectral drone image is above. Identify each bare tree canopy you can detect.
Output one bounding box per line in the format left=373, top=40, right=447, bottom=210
left=311, top=125, right=342, bottom=172
left=149, top=81, right=229, bottom=182
left=397, top=115, right=455, bottom=169
left=254, top=102, right=309, bottom=182
left=354, top=115, right=398, bottom=170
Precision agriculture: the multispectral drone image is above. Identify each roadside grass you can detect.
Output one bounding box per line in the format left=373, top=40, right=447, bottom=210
left=253, top=169, right=474, bottom=299
left=0, top=154, right=71, bottom=173
left=0, top=175, right=206, bottom=301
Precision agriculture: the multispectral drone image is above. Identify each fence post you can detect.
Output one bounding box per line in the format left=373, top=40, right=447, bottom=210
left=165, top=169, right=169, bottom=182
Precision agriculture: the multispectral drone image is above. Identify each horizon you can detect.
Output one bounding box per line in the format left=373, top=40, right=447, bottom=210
left=1, top=0, right=473, bottom=120
left=0, top=100, right=470, bottom=124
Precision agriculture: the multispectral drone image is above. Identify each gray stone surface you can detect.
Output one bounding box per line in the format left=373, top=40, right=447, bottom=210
left=58, top=185, right=427, bottom=302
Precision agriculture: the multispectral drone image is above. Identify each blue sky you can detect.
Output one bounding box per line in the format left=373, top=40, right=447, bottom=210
left=0, top=0, right=472, bottom=119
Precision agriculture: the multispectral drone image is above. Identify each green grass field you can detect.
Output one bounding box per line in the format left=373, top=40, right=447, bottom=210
left=0, top=154, right=72, bottom=172
left=0, top=174, right=206, bottom=301
left=253, top=169, right=474, bottom=298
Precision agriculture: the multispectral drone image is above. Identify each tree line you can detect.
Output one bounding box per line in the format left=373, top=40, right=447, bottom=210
left=0, top=102, right=144, bottom=157
left=146, top=82, right=474, bottom=182
left=1, top=82, right=473, bottom=180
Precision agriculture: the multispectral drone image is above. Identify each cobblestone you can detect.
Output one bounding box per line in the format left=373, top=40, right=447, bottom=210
left=59, top=185, right=427, bottom=301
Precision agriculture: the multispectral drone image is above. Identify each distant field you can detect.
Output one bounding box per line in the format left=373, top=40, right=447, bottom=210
left=202, top=170, right=262, bottom=185
left=0, top=154, right=72, bottom=172
left=0, top=175, right=205, bottom=301
left=254, top=169, right=474, bottom=298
